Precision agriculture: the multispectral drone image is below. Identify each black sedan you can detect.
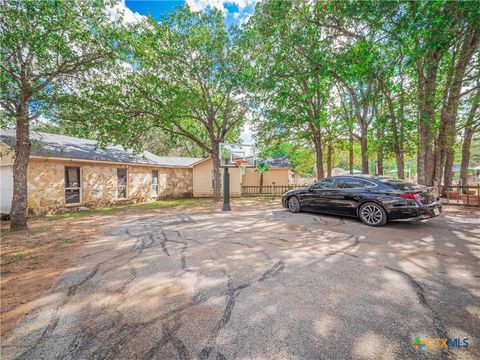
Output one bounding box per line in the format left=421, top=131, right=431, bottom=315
left=282, top=175, right=442, bottom=226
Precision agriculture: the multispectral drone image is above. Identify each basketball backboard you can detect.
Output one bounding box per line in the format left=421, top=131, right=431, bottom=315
left=219, top=143, right=256, bottom=168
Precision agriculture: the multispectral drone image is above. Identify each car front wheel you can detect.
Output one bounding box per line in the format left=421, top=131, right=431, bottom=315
left=287, top=196, right=301, bottom=213
left=359, top=202, right=387, bottom=227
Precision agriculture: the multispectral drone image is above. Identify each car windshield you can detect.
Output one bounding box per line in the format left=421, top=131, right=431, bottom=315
left=377, top=177, right=419, bottom=190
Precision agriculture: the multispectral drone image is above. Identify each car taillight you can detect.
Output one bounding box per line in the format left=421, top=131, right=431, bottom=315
left=401, top=193, right=418, bottom=200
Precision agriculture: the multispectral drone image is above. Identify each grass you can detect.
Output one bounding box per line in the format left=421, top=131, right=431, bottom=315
left=54, top=239, right=72, bottom=249
left=4, top=253, right=24, bottom=265
left=44, top=198, right=207, bottom=221
left=3, top=249, right=34, bottom=265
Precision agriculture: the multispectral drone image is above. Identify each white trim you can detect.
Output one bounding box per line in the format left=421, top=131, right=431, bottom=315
left=190, top=158, right=210, bottom=167
left=116, top=167, right=128, bottom=200
left=64, top=166, right=82, bottom=206
left=191, top=157, right=291, bottom=170
left=151, top=169, right=159, bottom=196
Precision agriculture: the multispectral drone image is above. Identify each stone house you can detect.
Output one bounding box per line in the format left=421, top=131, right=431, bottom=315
left=0, top=130, right=202, bottom=215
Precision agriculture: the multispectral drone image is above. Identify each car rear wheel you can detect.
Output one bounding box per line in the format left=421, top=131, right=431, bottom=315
left=287, top=196, right=301, bottom=213
left=359, top=202, right=387, bottom=227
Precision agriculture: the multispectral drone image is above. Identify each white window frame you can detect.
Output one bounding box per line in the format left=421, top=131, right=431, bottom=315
left=151, top=169, right=159, bottom=196
left=65, top=166, right=82, bottom=206
left=116, top=168, right=128, bottom=199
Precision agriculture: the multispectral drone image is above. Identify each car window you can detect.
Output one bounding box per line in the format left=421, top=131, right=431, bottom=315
left=335, top=178, right=376, bottom=189
left=311, top=179, right=335, bottom=189
left=377, top=177, right=417, bottom=190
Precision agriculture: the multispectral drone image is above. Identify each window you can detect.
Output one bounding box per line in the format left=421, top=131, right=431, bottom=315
left=377, top=177, right=416, bottom=191
left=335, top=178, right=377, bottom=189
left=151, top=170, right=159, bottom=196
left=65, top=167, right=81, bottom=204
left=117, top=168, right=128, bottom=198
left=311, top=178, right=335, bottom=190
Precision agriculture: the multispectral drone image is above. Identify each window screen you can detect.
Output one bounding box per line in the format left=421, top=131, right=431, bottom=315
left=151, top=170, right=159, bottom=195
left=65, top=167, right=81, bottom=204
left=117, top=168, right=128, bottom=198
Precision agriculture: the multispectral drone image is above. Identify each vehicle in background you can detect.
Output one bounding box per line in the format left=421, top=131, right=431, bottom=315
left=282, top=175, right=441, bottom=227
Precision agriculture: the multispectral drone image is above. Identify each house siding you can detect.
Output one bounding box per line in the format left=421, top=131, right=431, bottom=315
left=192, top=158, right=292, bottom=197
left=26, top=158, right=193, bottom=215
left=193, top=158, right=242, bottom=197
left=242, top=168, right=291, bottom=186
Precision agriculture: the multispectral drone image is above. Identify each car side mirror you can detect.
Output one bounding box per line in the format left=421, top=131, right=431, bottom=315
left=307, top=186, right=314, bottom=192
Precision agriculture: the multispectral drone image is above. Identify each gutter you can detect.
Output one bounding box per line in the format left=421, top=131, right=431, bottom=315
left=28, top=155, right=195, bottom=169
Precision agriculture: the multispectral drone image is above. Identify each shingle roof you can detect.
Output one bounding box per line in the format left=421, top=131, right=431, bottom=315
left=0, top=129, right=203, bottom=167
left=260, top=157, right=292, bottom=168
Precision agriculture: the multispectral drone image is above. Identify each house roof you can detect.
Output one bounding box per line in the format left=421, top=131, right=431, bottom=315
left=191, top=156, right=292, bottom=169
left=260, top=157, right=292, bottom=169
left=451, top=165, right=480, bottom=171
left=0, top=129, right=203, bottom=167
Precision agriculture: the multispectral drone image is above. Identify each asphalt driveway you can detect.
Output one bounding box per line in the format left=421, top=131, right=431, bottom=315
left=2, top=205, right=479, bottom=359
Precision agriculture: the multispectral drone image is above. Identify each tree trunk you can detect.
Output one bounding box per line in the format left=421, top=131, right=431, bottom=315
left=376, top=124, right=384, bottom=175
left=417, top=58, right=440, bottom=185
left=384, top=95, right=403, bottom=178
left=259, top=172, right=263, bottom=194
left=460, top=125, right=474, bottom=187
left=435, top=30, right=479, bottom=186
left=359, top=127, right=368, bottom=174
left=10, top=106, right=30, bottom=231
left=396, top=147, right=405, bottom=180
left=443, top=148, right=455, bottom=188
left=327, top=144, right=332, bottom=177
left=377, top=153, right=383, bottom=175
left=349, top=133, right=354, bottom=174
left=211, top=141, right=222, bottom=202
left=313, top=134, right=324, bottom=180
left=460, top=83, right=480, bottom=187
left=398, top=55, right=406, bottom=180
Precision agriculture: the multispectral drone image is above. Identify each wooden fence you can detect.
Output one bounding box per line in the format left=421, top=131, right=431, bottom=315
left=441, top=185, right=480, bottom=207
left=242, top=185, right=304, bottom=197
left=242, top=184, right=480, bottom=207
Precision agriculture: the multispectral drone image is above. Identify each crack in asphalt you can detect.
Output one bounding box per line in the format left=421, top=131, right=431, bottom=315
left=9, top=213, right=367, bottom=360
left=197, top=259, right=285, bottom=359
left=142, top=320, right=190, bottom=360
left=13, top=262, right=103, bottom=360
left=159, top=230, right=171, bottom=256
left=384, top=266, right=449, bottom=360
left=258, top=260, right=285, bottom=282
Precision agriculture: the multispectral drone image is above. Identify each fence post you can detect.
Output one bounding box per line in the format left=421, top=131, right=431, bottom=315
left=457, top=186, right=460, bottom=206
left=467, top=186, right=470, bottom=206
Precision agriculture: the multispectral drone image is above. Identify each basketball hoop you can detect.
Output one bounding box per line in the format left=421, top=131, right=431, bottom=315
left=234, top=159, right=249, bottom=167
left=235, top=159, right=249, bottom=176
left=218, top=142, right=256, bottom=212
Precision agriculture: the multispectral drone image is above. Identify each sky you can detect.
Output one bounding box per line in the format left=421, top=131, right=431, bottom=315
left=115, top=0, right=256, bottom=145
left=124, top=0, right=258, bottom=27
left=109, top=1, right=256, bottom=145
